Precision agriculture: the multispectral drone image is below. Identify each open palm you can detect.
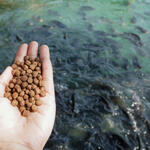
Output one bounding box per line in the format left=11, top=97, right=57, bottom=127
left=0, top=42, right=56, bottom=150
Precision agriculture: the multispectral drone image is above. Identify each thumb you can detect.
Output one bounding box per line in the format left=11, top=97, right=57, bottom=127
left=0, top=67, right=12, bottom=97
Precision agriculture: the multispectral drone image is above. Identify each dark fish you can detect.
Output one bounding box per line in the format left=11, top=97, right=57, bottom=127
left=121, top=32, right=143, bottom=47
left=136, top=26, right=148, bottom=34
left=16, top=35, right=23, bottom=42
left=80, top=6, right=94, bottom=11
left=50, top=20, right=67, bottom=29
left=132, top=56, right=142, bottom=69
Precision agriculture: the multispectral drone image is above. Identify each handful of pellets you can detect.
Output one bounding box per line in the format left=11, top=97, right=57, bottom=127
left=4, top=56, right=46, bottom=117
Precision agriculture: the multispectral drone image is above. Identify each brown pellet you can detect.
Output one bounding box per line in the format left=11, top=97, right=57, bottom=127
left=15, top=70, right=20, bottom=77
left=39, top=80, right=43, bottom=87
left=22, top=110, right=29, bottom=117
left=20, top=106, right=25, bottom=113
left=5, top=86, right=11, bottom=92
left=16, top=87, right=21, bottom=93
left=9, top=83, right=14, bottom=88
left=27, top=69, right=32, bottom=74
left=21, top=70, right=26, bottom=75
left=29, top=90, right=35, bottom=97
left=24, top=56, right=30, bottom=61
left=32, top=100, right=35, bottom=105
left=35, top=100, right=43, bottom=106
left=12, top=92, right=18, bottom=99
left=29, top=97, right=35, bottom=103
left=40, top=86, right=45, bottom=91
left=8, top=96, right=12, bottom=101
left=12, top=78, right=17, bottom=84
left=35, top=67, right=40, bottom=71
left=24, top=65, right=28, bottom=71
left=31, top=105, right=38, bottom=112
left=15, top=84, right=20, bottom=90
left=4, top=56, right=46, bottom=117
left=15, top=61, right=21, bottom=66
left=20, top=100, right=25, bottom=106
left=38, top=63, right=41, bottom=67
left=4, top=92, right=10, bottom=98
left=17, top=96, right=23, bottom=102
left=32, top=84, right=37, bottom=90
left=22, top=82, right=28, bottom=88
left=19, top=91, right=24, bottom=97
left=25, top=60, right=31, bottom=66
left=33, top=71, right=38, bottom=77
left=12, top=64, right=17, bottom=69
left=33, top=78, right=38, bottom=85
left=28, top=78, right=33, bottom=84
left=40, top=91, right=46, bottom=97
left=37, top=70, right=41, bottom=74
left=21, top=76, right=28, bottom=82
left=33, top=62, right=38, bottom=67
left=37, top=75, right=42, bottom=80
left=34, top=94, right=40, bottom=100
left=30, top=64, right=36, bottom=70
left=27, top=84, right=32, bottom=90
left=16, top=78, right=22, bottom=85
left=27, top=102, right=32, bottom=108
left=12, top=100, right=18, bottom=107
left=25, top=89, right=29, bottom=94
left=24, top=94, right=29, bottom=100
left=35, top=87, right=40, bottom=94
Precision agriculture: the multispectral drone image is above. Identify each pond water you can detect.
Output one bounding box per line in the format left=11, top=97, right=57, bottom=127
left=0, top=0, right=150, bottom=149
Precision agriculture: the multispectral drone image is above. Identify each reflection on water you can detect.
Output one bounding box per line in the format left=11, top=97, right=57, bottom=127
left=0, top=0, right=150, bottom=149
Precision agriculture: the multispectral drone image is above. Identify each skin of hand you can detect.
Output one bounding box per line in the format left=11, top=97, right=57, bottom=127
left=0, top=41, right=56, bottom=150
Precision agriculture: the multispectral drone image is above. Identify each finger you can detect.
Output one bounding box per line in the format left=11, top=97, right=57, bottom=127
left=27, top=41, right=38, bottom=59
left=0, top=67, right=12, bottom=97
left=40, top=45, right=54, bottom=95
left=15, top=43, right=28, bottom=62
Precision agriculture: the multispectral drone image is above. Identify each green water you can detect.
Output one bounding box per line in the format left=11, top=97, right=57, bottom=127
left=0, top=0, right=150, bottom=149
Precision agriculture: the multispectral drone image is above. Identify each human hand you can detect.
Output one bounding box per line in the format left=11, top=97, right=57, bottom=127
left=0, top=41, right=56, bottom=150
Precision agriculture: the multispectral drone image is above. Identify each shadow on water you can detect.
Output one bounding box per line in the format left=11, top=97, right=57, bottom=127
left=0, top=0, right=150, bottom=150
